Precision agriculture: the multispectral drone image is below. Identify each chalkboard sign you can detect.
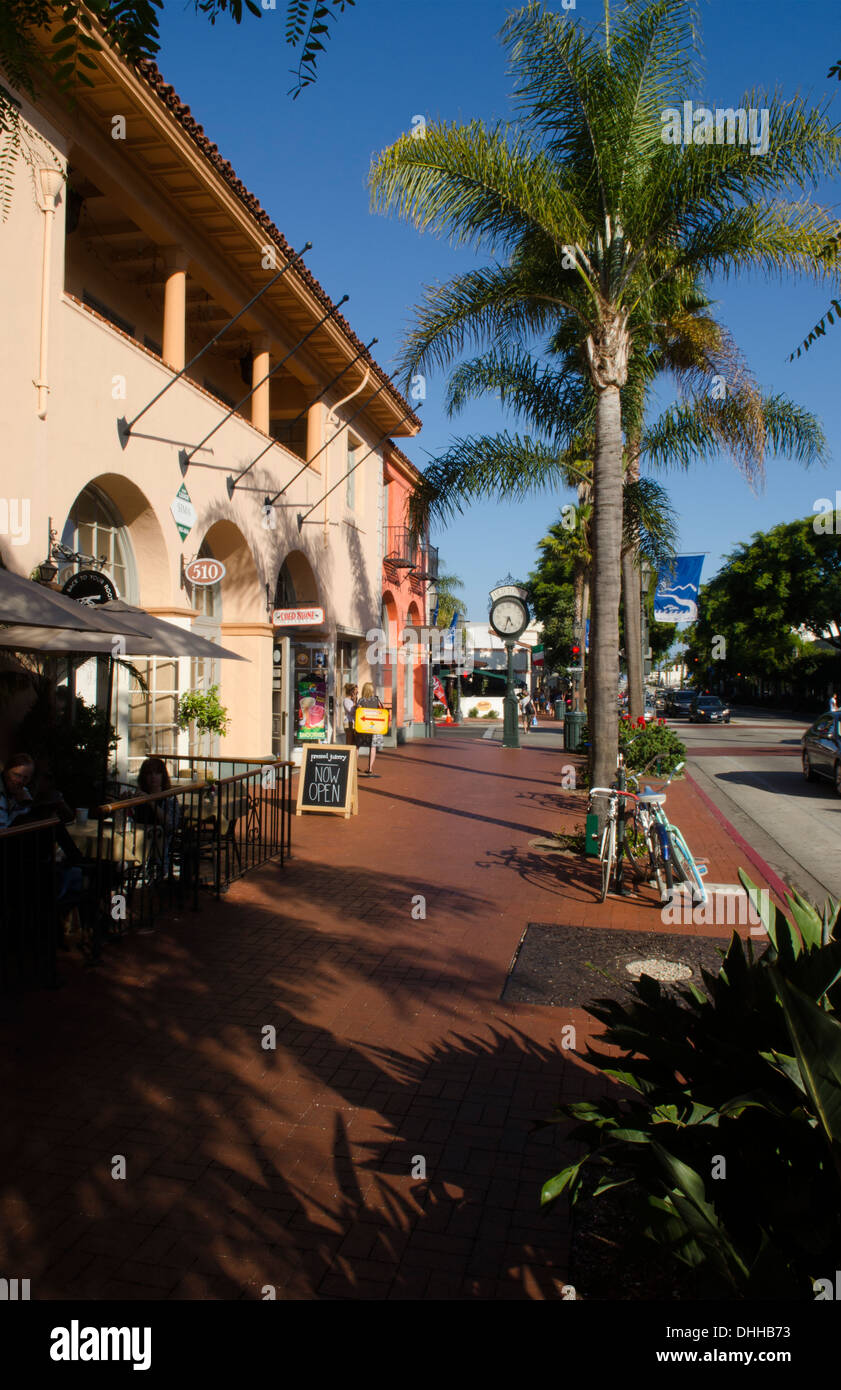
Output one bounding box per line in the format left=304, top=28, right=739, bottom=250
left=295, top=744, right=358, bottom=818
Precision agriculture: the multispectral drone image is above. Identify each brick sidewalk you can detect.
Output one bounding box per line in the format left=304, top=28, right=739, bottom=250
left=0, top=730, right=777, bottom=1301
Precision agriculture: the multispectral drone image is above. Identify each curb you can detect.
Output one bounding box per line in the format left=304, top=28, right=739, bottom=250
left=685, top=771, right=792, bottom=907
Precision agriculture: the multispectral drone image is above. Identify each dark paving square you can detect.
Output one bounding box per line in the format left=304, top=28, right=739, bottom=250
left=501, top=922, right=742, bottom=1008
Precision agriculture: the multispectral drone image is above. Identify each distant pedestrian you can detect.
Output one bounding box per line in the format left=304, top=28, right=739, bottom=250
left=522, top=693, right=536, bottom=733
left=342, top=683, right=358, bottom=744
left=355, top=682, right=385, bottom=776
left=831, top=692, right=838, bottom=713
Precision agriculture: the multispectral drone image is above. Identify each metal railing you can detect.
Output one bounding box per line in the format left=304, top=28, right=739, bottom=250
left=77, top=758, right=293, bottom=963
left=0, top=817, right=60, bottom=992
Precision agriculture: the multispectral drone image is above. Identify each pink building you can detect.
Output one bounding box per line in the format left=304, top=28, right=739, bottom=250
left=380, top=446, right=435, bottom=741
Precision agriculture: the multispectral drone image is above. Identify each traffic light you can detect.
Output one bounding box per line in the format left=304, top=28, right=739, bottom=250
left=571, top=644, right=581, bottom=660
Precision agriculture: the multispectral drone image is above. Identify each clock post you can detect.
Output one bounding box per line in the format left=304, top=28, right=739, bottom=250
left=502, top=639, right=520, bottom=749
left=488, top=582, right=530, bottom=751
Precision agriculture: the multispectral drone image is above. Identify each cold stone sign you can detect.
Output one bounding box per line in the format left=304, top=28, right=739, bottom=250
left=295, top=744, right=358, bottom=819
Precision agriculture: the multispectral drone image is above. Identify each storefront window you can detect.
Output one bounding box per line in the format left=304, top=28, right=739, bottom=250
left=189, top=539, right=222, bottom=758
left=60, top=484, right=134, bottom=597
left=127, top=657, right=179, bottom=769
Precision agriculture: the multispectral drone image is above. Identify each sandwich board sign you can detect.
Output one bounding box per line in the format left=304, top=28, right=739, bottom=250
left=296, top=744, right=358, bottom=818
left=171, top=484, right=197, bottom=542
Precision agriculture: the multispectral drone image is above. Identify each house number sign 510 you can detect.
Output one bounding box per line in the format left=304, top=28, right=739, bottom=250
left=184, top=558, right=226, bottom=586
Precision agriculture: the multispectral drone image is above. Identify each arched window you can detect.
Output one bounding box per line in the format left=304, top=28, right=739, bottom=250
left=60, top=484, right=136, bottom=599
left=274, top=561, right=296, bottom=610
left=189, top=538, right=222, bottom=758
left=191, top=538, right=222, bottom=622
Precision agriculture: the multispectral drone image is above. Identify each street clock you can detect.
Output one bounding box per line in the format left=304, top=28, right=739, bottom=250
left=489, top=589, right=529, bottom=640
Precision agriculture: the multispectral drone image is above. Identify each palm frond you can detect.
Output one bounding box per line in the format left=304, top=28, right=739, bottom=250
left=408, top=431, right=578, bottom=535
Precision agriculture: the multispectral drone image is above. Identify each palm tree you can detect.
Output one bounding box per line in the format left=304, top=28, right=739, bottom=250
left=370, top=0, right=841, bottom=790
left=433, top=566, right=467, bottom=627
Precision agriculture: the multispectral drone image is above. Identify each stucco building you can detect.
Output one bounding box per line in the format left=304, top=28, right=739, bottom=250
left=0, top=23, right=426, bottom=769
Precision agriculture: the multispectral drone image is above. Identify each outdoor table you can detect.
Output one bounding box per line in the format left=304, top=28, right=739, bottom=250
left=67, top=819, right=152, bottom=864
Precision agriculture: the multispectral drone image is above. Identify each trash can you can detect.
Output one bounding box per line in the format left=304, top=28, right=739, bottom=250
left=554, top=698, right=565, bottom=721
left=564, top=709, right=586, bottom=751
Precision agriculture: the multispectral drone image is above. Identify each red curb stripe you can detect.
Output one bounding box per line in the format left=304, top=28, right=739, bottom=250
left=685, top=770, right=792, bottom=907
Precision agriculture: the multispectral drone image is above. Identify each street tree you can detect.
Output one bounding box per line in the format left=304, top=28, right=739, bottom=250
left=370, top=0, right=841, bottom=791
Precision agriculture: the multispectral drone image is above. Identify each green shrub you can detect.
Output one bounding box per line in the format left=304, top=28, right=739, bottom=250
left=541, top=872, right=841, bottom=1298
left=467, top=706, right=480, bottom=718
left=581, top=717, right=685, bottom=775
left=482, top=709, right=497, bottom=719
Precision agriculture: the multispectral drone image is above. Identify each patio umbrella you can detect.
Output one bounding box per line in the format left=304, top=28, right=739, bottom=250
left=0, top=619, right=246, bottom=661
left=0, top=609, right=248, bottom=797
left=0, top=567, right=133, bottom=632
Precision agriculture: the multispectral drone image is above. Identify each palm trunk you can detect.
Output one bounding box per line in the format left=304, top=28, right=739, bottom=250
left=586, top=309, right=629, bottom=796
left=623, top=438, right=644, bottom=722
left=572, top=561, right=587, bottom=712
left=623, top=547, right=643, bottom=721
left=590, top=383, right=624, bottom=792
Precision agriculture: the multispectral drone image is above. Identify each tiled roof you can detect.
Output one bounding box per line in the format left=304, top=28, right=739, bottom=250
left=135, top=58, right=420, bottom=433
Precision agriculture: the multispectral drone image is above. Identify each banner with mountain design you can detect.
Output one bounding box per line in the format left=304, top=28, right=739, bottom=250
left=653, top=554, right=705, bottom=623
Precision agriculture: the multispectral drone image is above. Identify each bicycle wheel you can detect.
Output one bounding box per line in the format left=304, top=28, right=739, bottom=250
left=599, top=818, right=616, bottom=902
left=622, top=811, right=649, bottom=882
left=649, top=821, right=675, bottom=904
left=669, top=826, right=707, bottom=904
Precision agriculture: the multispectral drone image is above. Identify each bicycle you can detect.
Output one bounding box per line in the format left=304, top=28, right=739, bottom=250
left=624, top=757, right=708, bottom=905
left=587, top=784, right=640, bottom=901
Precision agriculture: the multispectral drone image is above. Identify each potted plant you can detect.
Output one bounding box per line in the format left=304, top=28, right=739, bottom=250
left=177, top=685, right=230, bottom=752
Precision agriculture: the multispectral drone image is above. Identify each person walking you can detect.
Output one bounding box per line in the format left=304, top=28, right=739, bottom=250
left=521, top=692, right=536, bottom=734
left=355, top=682, right=385, bottom=776
left=342, top=683, right=358, bottom=744
left=830, top=692, right=838, bottom=713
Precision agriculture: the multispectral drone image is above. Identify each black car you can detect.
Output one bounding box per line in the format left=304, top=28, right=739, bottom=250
left=802, top=714, right=841, bottom=794
left=689, top=696, right=731, bottom=724
left=666, top=690, right=696, bottom=717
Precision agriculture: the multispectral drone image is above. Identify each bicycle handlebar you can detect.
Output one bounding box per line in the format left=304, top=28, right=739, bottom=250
left=589, top=786, right=639, bottom=802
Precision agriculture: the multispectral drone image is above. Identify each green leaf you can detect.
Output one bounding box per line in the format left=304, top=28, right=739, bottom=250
left=773, top=969, right=841, bottom=1149
left=541, top=1160, right=584, bottom=1205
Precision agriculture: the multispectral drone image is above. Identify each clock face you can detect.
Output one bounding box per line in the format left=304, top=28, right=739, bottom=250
left=491, top=597, right=528, bottom=637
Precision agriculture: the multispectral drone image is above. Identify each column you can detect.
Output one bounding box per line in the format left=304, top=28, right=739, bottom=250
left=162, top=247, right=189, bottom=370
left=306, top=400, right=322, bottom=463
left=251, top=332, right=271, bottom=434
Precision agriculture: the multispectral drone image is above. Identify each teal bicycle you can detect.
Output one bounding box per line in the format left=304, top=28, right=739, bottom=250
left=624, top=758, right=708, bottom=906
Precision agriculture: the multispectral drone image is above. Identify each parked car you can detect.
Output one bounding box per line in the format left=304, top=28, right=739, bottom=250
left=689, top=695, right=731, bottom=724
left=666, top=689, right=696, bottom=717
left=802, top=714, right=841, bottom=794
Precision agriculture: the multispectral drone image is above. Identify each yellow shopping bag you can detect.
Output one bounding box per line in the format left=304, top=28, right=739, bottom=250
left=354, top=705, right=390, bottom=736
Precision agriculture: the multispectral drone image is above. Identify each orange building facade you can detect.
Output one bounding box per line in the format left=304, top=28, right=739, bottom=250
left=380, top=447, right=435, bottom=741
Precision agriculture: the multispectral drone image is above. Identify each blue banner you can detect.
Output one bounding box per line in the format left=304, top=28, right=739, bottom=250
left=654, top=554, right=704, bottom=623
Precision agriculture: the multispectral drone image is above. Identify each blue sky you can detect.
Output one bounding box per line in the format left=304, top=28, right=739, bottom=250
left=156, top=0, right=841, bottom=620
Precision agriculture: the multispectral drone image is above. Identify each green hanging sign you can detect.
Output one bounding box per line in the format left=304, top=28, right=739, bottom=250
left=170, top=483, right=197, bottom=542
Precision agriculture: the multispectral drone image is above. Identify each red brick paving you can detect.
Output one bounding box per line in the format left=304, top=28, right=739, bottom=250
left=0, top=729, right=778, bottom=1300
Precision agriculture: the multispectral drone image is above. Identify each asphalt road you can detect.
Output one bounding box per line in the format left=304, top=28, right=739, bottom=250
left=675, top=708, right=841, bottom=905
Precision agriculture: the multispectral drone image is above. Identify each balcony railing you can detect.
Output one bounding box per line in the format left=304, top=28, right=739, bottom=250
left=414, top=543, right=439, bottom=583
left=384, top=526, right=418, bottom=569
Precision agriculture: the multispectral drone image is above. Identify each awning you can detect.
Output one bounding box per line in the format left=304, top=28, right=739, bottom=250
left=0, top=613, right=246, bottom=661
left=0, top=567, right=134, bottom=632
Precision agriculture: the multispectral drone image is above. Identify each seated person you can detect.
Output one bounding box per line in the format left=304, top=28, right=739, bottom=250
left=0, top=753, right=36, bottom=828
left=134, top=758, right=182, bottom=877
left=133, top=758, right=182, bottom=830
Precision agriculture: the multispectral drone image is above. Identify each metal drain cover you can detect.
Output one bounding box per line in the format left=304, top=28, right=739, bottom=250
left=625, top=958, right=693, bottom=982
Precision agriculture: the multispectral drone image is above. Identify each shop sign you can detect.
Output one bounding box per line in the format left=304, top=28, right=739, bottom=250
left=184, top=557, right=226, bottom=586
left=296, top=745, right=358, bottom=819
left=272, top=606, right=325, bottom=627
left=171, top=484, right=196, bottom=542
left=61, top=569, right=118, bottom=606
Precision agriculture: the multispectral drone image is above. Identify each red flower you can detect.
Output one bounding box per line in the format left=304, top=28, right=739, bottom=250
left=637, top=717, right=645, bottom=727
